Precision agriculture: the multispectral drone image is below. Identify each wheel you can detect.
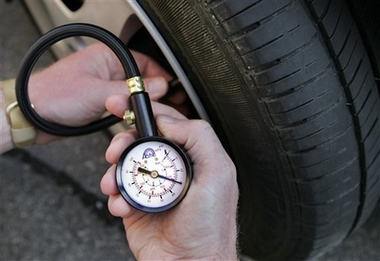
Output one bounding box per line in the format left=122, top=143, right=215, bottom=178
left=23, top=0, right=380, bottom=260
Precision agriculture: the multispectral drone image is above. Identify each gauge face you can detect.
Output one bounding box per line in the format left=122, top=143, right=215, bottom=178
left=116, top=137, right=192, bottom=213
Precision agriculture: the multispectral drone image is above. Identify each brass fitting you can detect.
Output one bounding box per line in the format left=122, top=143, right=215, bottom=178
left=123, top=110, right=136, bottom=125
left=127, top=76, right=145, bottom=94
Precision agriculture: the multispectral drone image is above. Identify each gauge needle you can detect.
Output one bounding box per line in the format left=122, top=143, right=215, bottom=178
left=137, top=167, right=152, bottom=175
left=157, top=174, right=183, bottom=185
left=138, top=167, right=182, bottom=185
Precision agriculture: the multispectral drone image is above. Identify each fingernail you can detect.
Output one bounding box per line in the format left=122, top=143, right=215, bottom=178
left=157, top=114, right=179, bottom=123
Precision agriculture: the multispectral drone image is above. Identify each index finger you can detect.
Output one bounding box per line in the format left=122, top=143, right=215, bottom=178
left=105, top=94, right=187, bottom=120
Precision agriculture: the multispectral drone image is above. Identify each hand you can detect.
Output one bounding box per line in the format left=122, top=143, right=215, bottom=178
left=28, top=43, right=178, bottom=144
left=101, top=95, right=239, bottom=260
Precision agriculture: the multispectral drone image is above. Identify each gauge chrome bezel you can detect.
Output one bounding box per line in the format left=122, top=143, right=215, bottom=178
left=116, top=136, right=192, bottom=213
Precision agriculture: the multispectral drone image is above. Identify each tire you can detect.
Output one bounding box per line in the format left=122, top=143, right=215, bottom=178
left=137, top=0, right=380, bottom=260
left=23, top=0, right=380, bottom=260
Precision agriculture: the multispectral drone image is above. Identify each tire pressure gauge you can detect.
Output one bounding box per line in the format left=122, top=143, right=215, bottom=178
left=116, top=77, right=193, bottom=213
left=14, top=23, right=192, bottom=213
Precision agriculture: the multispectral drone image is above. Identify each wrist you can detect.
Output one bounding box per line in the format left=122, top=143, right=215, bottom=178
left=135, top=239, right=238, bottom=261
left=1, top=79, right=37, bottom=151
left=137, top=252, right=238, bottom=261
left=1, top=82, right=13, bottom=153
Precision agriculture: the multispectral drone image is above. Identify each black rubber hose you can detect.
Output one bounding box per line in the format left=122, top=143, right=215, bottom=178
left=130, top=92, right=158, bottom=138
left=15, top=23, right=140, bottom=136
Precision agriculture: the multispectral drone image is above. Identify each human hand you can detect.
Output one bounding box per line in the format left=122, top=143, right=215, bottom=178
left=28, top=43, right=183, bottom=144
left=101, top=95, right=239, bottom=260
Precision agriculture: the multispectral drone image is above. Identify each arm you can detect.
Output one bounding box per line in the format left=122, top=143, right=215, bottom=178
left=1, top=43, right=174, bottom=154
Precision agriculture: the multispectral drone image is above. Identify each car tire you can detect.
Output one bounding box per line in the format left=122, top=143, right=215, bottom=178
left=137, top=0, right=380, bottom=260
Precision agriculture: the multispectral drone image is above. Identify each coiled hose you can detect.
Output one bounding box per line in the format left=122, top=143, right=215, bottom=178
left=16, top=23, right=139, bottom=136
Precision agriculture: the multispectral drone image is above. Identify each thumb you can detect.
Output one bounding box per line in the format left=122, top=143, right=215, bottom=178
left=156, top=115, right=227, bottom=165
left=156, top=114, right=237, bottom=196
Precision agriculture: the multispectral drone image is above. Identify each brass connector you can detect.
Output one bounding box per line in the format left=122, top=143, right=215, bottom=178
left=123, top=110, right=136, bottom=125
left=127, top=76, right=145, bottom=94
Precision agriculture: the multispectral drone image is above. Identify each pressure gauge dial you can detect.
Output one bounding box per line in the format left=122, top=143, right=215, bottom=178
left=116, top=137, right=192, bottom=213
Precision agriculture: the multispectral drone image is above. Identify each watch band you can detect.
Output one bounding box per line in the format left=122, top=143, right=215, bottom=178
left=3, top=79, right=36, bottom=148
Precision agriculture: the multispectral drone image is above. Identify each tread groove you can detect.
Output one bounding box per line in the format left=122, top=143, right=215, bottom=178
left=351, top=68, right=372, bottom=100
left=336, top=23, right=354, bottom=57
left=368, top=147, right=380, bottom=170
left=252, top=32, right=319, bottom=73
left=293, top=157, right=358, bottom=183
left=342, top=37, right=362, bottom=71
left=239, top=34, right=284, bottom=56
left=222, top=0, right=263, bottom=23
left=362, top=116, right=379, bottom=142
left=262, top=63, right=333, bottom=100
left=365, top=123, right=380, bottom=154
left=272, top=99, right=314, bottom=115
left=328, top=4, right=346, bottom=40
left=355, top=86, right=373, bottom=116
left=228, top=0, right=295, bottom=38
left=263, top=69, right=302, bottom=87
left=276, top=95, right=345, bottom=129
left=286, top=123, right=354, bottom=155
left=298, top=183, right=359, bottom=206
left=318, top=0, right=333, bottom=21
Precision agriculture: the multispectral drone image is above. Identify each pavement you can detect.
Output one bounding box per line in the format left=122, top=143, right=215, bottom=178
left=1, top=1, right=379, bottom=260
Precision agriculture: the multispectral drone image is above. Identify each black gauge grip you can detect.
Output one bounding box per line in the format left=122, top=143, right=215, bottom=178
left=130, top=92, right=157, bottom=137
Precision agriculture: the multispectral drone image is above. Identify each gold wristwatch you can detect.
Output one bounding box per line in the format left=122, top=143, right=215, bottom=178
left=3, top=79, right=36, bottom=147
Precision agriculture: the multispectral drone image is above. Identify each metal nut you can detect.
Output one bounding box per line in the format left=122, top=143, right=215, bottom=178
left=123, top=110, right=135, bottom=125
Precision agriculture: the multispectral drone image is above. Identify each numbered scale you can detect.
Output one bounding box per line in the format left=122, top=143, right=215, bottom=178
left=116, top=77, right=192, bottom=213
